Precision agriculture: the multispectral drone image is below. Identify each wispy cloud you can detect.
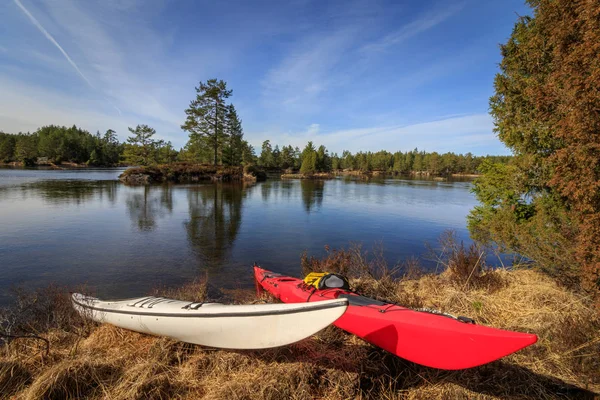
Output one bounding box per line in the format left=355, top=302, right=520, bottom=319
left=261, top=27, right=360, bottom=113
left=13, top=0, right=124, bottom=115
left=260, top=1, right=467, bottom=120
left=13, top=0, right=94, bottom=88
left=362, top=2, right=466, bottom=53
left=248, top=114, right=507, bottom=156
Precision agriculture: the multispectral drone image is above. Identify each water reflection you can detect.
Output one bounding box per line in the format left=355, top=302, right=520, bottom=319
left=125, top=186, right=174, bottom=232
left=185, top=183, right=244, bottom=269
left=0, top=168, right=484, bottom=306
left=0, top=180, right=119, bottom=205
left=301, top=180, right=324, bottom=213
left=261, top=181, right=273, bottom=202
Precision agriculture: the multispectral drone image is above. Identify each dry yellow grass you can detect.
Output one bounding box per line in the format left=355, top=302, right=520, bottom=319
left=1, top=260, right=599, bottom=399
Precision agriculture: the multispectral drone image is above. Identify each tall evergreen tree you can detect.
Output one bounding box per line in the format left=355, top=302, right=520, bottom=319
left=182, top=79, right=232, bottom=165
left=124, top=124, right=157, bottom=166
left=259, top=140, right=274, bottom=168
left=300, top=142, right=317, bottom=174
left=241, top=142, right=256, bottom=165
left=223, top=104, right=244, bottom=166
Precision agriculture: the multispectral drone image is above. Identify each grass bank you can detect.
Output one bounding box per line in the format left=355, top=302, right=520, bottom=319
left=1, top=244, right=599, bottom=399
left=281, top=172, right=334, bottom=179
left=119, top=164, right=267, bottom=185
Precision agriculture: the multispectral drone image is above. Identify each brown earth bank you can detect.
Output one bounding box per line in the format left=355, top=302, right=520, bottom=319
left=119, top=164, right=267, bottom=185
left=1, top=244, right=599, bottom=399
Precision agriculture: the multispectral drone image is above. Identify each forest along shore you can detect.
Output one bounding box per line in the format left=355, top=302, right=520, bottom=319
left=0, top=244, right=598, bottom=399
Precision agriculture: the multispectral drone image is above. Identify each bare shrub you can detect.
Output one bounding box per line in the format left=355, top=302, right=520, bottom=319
left=0, top=285, right=88, bottom=339
left=426, top=230, right=504, bottom=290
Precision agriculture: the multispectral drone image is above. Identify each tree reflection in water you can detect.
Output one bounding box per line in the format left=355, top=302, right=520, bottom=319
left=9, top=180, right=119, bottom=205
left=185, top=183, right=245, bottom=270
left=125, top=185, right=174, bottom=232
left=301, top=179, right=324, bottom=213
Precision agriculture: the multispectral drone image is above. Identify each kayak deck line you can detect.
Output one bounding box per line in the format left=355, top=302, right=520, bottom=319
left=72, top=295, right=348, bottom=319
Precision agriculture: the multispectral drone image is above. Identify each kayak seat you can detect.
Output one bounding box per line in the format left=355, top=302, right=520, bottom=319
left=338, top=294, right=387, bottom=307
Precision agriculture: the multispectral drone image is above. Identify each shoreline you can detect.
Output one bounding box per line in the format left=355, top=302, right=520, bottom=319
left=279, top=170, right=481, bottom=180
left=1, top=263, right=598, bottom=399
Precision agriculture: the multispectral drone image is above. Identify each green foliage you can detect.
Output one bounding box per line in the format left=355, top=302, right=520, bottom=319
left=222, top=104, right=247, bottom=166
left=259, top=140, right=274, bottom=168
left=279, top=145, right=297, bottom=170
left=299, top=150, right=317, bottom=175
left=36, top=125, right=100, bottom=164
left=316, top=145, right=331, bottom=172
left=182, top=79, right=232, bottom=165
left=0, top=126, right=124, bottom=166
left=0, top=132, right=16, bottom=163
left=254, top=140, right=508, bottom=175
left=155, top=140, right=178, bottom=164
left=469, top=0, right=600, bottom=292
left=241, top=142, right=256, bottom=166
left=124, top=124, right=159, bottom=166
left=14, top=134, right=38, bottom=166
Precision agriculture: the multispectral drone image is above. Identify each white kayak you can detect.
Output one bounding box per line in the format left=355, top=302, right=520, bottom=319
left=71, top=293, right=347, bottom=349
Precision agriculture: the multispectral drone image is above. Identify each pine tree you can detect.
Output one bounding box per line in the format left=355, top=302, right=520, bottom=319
left=300, top=142, right=317, bottom=174
left=300, top=151, right=317, bottom=175
left=223, top=104, right=244, bottom=166
left=259, top=140, right=274, bottom=168
left=182, top=79, right=232, bottom=165
left=124, top=124, right=157, bottom=166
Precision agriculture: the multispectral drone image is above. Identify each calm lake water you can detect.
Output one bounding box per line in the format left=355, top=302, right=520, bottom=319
left=0, top=167, right=482, bottom=305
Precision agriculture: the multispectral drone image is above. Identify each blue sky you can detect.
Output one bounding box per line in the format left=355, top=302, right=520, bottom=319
left=0, top=0, right=529, bottom=155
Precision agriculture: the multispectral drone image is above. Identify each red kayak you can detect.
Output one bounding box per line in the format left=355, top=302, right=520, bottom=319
left=254, top=266, right=537, bottom=370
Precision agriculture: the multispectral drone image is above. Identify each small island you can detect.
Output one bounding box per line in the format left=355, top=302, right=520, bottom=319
left=119, top=164, right=267, bottom=185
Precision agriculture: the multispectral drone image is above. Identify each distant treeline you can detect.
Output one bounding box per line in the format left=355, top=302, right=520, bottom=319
left=1, top=78, right=510, bottom=173
left=0, top=126, right=122, bottom=166
left=0, top=125, right=177, bottom=167
left=255, top=140, right=511, bottom=175
left=0, top=126, right=510, bottom=175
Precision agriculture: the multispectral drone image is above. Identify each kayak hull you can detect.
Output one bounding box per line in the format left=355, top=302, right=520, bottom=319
left=254, top=266, right=538, bottom=369
left=72, top=293, right=347, bottom=349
